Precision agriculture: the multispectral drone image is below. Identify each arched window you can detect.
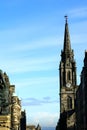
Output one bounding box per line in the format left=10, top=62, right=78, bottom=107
left=67, top=96, right=72, bottom=109
left=67, top=71, right=71, bottom=80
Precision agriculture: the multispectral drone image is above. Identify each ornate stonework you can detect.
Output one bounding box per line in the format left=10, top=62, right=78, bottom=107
left=0, top=114, right=11, bottom=130
left=11, top=96, right=21, bottom=130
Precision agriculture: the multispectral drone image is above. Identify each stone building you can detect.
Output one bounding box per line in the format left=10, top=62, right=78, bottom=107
left=0, top=70, right=26, bottom=130
left=26, top=124, right=41, bottom=130
left=26, top=125, right=36, bottom=130
left=76, top=51, right=87, bottom=130
left=0, top=69, right=42, bottom=130
left=0, top=70, right=14, bottom=130
left=56, top=17, right=78, bottom=130
left=11, top=95, right=21, bottom=130
left=56, top=17, right=87, bottom=130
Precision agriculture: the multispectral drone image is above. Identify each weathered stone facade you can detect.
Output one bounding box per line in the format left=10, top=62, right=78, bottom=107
left=0, top=115, right=11, bottom=130
left=0, top=70, right=14, bottom=130
left=0, top=70, right=26, bottom=130
left=11, top=96, right=21, bottom=130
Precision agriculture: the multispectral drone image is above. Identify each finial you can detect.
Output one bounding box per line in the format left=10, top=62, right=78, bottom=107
left=64, top=15, right=68, bottom=23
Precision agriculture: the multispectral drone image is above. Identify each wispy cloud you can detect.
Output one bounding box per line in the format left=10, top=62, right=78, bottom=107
left=0, top=35, right=61, bottom=54
left=14, top=76, right=58, bottom=88
left=21, top=97, right=58, bottom=106
left=11, top=37, right=59, bottom=52
left=69, top=7, right=87, bottom=18
left=0, top=56, right=58, bottom=74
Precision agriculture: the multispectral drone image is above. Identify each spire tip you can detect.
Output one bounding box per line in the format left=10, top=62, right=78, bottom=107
left=64, top=15, right=68, bottom=23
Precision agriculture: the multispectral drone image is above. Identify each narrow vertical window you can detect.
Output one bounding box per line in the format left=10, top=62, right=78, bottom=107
left=67, top=71, right=71, bottom=80
left=67, top=96, right=72, bottom=109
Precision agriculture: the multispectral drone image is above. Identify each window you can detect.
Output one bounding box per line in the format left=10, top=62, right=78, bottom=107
left=67, top=71, right=71, bottom=80
left=67, top=96, right=72, bottom=109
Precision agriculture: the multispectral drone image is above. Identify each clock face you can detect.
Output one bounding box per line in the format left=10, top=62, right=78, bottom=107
left=66, top=82, right=71, bottom=88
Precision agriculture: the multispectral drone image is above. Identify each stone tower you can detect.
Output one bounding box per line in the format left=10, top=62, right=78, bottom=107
left=56, top=17, right=77, bottom=130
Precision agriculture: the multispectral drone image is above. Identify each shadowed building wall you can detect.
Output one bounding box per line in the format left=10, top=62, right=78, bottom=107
left=76, top=51, right=87, bottom=130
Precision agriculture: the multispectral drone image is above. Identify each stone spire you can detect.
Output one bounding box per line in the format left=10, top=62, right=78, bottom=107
left=63, top=16, right=71, bottom=52
left=60, top=16, right=76, bottom=86
left=61, top=16, right=73, bottom=62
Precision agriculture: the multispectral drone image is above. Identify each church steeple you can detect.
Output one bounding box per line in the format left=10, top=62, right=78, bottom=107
left=61, top=16, right=73, bottom=63
left=56, top=17, right=77, bottom=130
left=63, top=16, right=71, bottom=52
left=59, top=16, right=77, bottom=87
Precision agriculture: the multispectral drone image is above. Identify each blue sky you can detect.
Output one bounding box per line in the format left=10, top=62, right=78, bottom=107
left=0, top=0, right=87, bottom=128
